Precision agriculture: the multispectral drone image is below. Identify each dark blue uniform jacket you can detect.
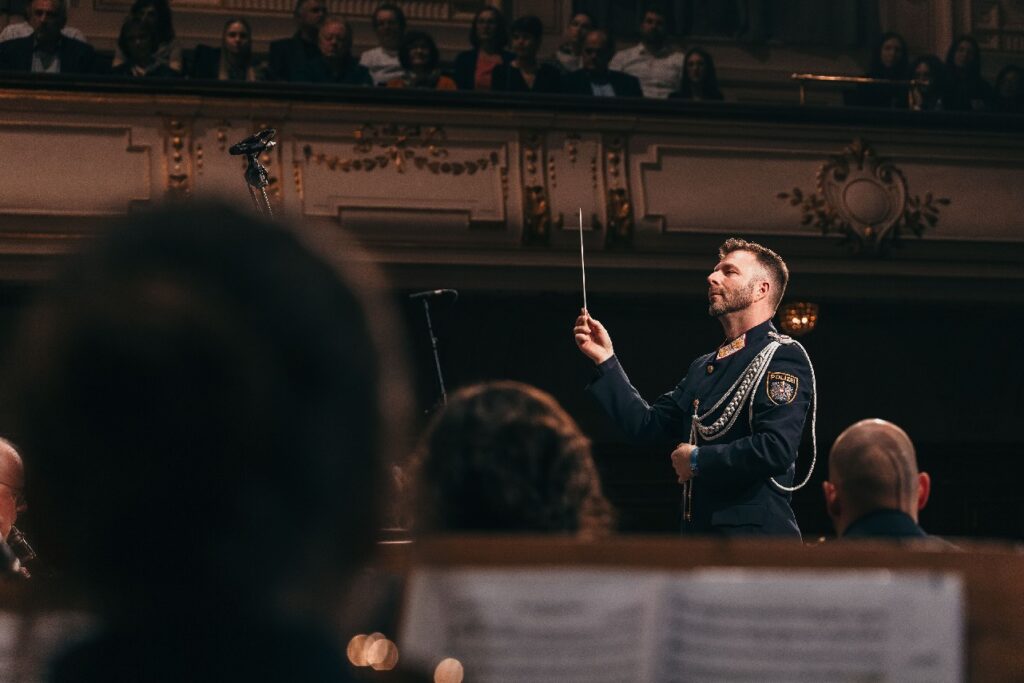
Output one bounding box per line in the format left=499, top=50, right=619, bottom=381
left=588, top=319, right=812, bottom=537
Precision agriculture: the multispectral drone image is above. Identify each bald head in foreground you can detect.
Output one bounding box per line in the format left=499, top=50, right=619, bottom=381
left=823, top=419, right=932, bottom=539
left=0, top=438, right=26, bottom=542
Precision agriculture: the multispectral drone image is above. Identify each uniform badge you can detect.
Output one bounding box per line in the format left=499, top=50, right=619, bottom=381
left=766, top=371, right=799, bottom=405
left=716, top=334, right=746, bottom=360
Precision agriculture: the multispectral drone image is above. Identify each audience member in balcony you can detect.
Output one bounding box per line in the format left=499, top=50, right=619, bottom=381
left=823, top=419, right=940, bottom=541
left=359, top=3, right=407, bottom=86
left=267, top=0, right=326, bottom=81
left=413, top=381, right=614, bottom=537
left=109, top=17, right=180, bottom=77
left=111, top=0, right=181, bottom=74
left=669, top=47, right=722, bottom=101
left=190, top=17, right=264, bottom=81
left=0, top=0, right=94, bottom=74
left=0, top=0, right=84, bottom=44
left=850, top=31, right=910, bottom=108
left=548, top=11, right=591, bottom=75
left=564, top=29, right=642, bottom=98
left=944, top=35, right=993, bottom=111
left=908, top=55, right=949, bottom=111
left=608, top=1, right=683, bottom=98
left=453, top=6, right=514, bottom=91
left=386, top=30, right=455, bottom=90
left=296, top=16, right=371, bottom=86
left=492, top=15, right=562, bottom=94
left=993, top=64, right=1024, bottom=113
left=3, top=201, right=410, bottom=681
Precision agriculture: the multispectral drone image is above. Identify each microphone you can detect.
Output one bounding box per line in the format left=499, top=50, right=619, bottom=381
left=229, top=128, right=277, bottom=156
left=409, top=289, right=458, bottom=301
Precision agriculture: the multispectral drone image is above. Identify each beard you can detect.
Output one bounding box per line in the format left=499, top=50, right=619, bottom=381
left=708, top=280, right=757, bottom=317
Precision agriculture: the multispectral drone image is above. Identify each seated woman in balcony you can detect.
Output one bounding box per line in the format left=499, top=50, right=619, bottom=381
left=190, top=17, right=264, bottom=81
left=668, top=47, right=723, bottom=101
left=412, top=381, right=614, bottom=537
left=993, top=64, right=1024, bottom=113
left=908, top=55, right=949, bottom=111
left=944, top=35, right=993, bottom=111
left=385, top=30, right=454, bottom=89
left=109, top=17, right=180, bottom=78
left=453, top=6, right=514, bottom=91
left=491, top=15, right=562, bottom=94
left=111, top=0, right=180, bottom=74
left=849, top=31, right=910, bottom=108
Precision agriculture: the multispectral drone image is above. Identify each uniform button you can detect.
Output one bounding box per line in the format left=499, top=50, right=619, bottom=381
left=706, top=364, right=715, bottom=374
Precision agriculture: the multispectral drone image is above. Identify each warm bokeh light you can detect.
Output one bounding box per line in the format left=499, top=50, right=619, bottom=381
left=434, top=657, right=465, bottom=683
left=367, top=637, right=399, bottom=671
left=778, top=301, right=819, bottom=336
left=347, top=634, right=369, bottom=667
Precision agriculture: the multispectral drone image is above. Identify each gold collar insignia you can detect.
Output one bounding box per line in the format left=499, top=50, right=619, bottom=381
left=716, top=334, right=746, bottom=360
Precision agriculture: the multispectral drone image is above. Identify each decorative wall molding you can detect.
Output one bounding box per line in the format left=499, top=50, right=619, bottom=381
left=778, top=139, right=951, bottom=253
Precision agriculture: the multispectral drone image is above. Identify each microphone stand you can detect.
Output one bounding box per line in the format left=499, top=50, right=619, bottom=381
left=229, top=129, right=277, bottom=218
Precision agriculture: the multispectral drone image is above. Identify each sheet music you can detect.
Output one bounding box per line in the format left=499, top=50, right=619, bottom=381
left=400, top=568, right=963, bottom=683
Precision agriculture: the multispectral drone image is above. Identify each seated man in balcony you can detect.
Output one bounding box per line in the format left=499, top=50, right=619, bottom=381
left=564, top=29, right=642, bottom=98
left=358, top=3, right=407, bottom=86
left=267, top=0, right=325, bottom=81
left=608, top=1, right=683, bottom=98
left=296, top=16, right=371, bottom=85
left=0, top=0, right=84, bottom=44
left=823, top=419, right=944, bottom=541
left=0, top=0, right=94, bottom=74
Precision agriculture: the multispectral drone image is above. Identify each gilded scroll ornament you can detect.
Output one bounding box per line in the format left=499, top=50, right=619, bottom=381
left=604, top=136, right=633, bottom=247
left=778, top=138, right=949, bottom=253
left=164, top=119, right=191, bottom=200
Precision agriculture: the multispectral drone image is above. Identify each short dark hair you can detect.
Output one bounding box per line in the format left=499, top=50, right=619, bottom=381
left=509, top=15, right=543, bottom=42
left=129, top=0, right=174, bottom=43
left=398, top=30, right=439, bottom=71
left=469, top=6, right=508, bottom=50
left=641, top=1, right=671, bottom=21
left=372, top=2, right=406, bottom=30
left=4, top=202, right=409, bottom=611
left=718, top=237, right=789, bottom=310
left=414, top=381, right=614, bottom=537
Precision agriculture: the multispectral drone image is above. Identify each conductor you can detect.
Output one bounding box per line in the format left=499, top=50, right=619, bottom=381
left=574, top=238, right=815, bottom=537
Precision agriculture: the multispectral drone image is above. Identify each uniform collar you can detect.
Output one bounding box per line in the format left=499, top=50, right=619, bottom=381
left=718, top=318, right=776, bottom=351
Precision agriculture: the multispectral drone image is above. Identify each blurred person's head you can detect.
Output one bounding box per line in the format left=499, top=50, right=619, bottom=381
left=562, top=12, right=592, bottom=52
left=639, top=2, right=670, bottom=50
left=129, top=0, right=174, bottom=43
left=871, top=31, right=908, bottom=75
left=118, top=18, right=158, bottom=67
left=823, top=419, right=930, bottom=536
left=221, top=17, right=252, bottom=62
left=398, top=30, right=439, bottom=75
left=0, top=439, right=25, bottom=542
left=581, top=28, right=614, bottom=74
left=509, top=15, right=543, bottom=63
left=414, top=381, right=614, bottom=537
left=469, top=6, right=507, bottom=53
left=3, top=201, right=409, bottom=620
left=372, top=3, right=405, bottom=51
left=910, top=54, right=948, bottom=103
left=318, top=16, right=353, bottom=63
left=946, top=34, right=982, bottom=78
left=28, top=0, right=66, bottom=48
left=996, top=64, right=1023, bottom=102
left=293, top=0, right=327, bottom=39
left=679, top=47, right=721, bottom=98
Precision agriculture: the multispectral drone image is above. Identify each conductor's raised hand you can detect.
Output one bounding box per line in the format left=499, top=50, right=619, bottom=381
left=574, top=308, right=614, bottom=365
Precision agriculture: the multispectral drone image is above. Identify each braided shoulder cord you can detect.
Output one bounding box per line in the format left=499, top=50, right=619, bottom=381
left=768, top=338, right=818, bottom=493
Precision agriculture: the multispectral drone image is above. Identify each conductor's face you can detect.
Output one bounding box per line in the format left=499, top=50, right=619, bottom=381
left=707, top=249, right=762, bottom=318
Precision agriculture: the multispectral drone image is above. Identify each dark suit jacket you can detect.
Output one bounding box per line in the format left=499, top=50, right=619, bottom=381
left=267, top=34, right=319, bottom=82
left=588, top=320, right=812, bottom=537
left=843, top=509, right=927, bottom=538
left=452, top=48, right=515, bottom=90
left=491, top=62, right=562, bottom=94
left=563, top=68, right=643, bottom=97
left=0, top=35, right=95, bottom=74
left=295, top=55, right=372, bottom=86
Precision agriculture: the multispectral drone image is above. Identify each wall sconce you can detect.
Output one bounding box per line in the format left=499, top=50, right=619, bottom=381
left=778, top=302, right=819, bottom=336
